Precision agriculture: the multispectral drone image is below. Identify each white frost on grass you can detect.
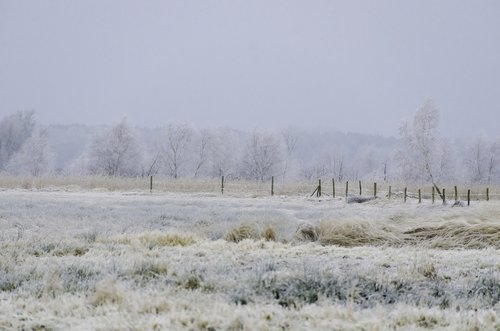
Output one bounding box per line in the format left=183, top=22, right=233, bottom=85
left=0, top=190, right=498, bottom=330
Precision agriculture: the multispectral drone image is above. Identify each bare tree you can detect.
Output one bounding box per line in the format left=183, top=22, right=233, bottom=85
left=241, top=131, right=281, bottom=181
left=465, top=137, right=489, bottom=183
left=356, top=145, right=388, bottom=181
left=142, top=148, right=161, bottom=177
left=300, top=148, right=350, bottom=182
left=280, top=127, right=300, bottom=183
left=7, top=129, right=55, bottom=176
left=193, top=128, right=212, bottom=177
left=87, top=119, right=142, bottom=176
left=332, top=151, right=346, bottom=182
left=487, top=140, right=500, bottom=184
left=383, top=160, right=388, bottom=182
left=301, top=153, right=333, bottom=181
left=0, top=111, right=36, bottom=170
left=465, top=137, right=500, bottom=184
left=161, top=124, right=193, bottom=179
left=209, top=128, right=240, bottom=178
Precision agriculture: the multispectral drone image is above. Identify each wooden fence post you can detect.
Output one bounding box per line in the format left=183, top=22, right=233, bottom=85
left=418, top=189, right=421, bottom=203
left=467, top=189, right=471, bottom=206
left=404, top=187, right=407, bottom=203
left=318, top=179, right=322, bottom=197
left=486, top=187, right=490, bottom=201
left=359, top=180, right=362, bottom=196
left=454, top=185, right=458, bottom=202
left=388, top=185, right=392, bottom=199
left=442, top=188, right=446, bottom=205
left=271, top=176, right=274, bottom=196
left=374, top=182, right=377, bottom=198
left=150, top=176, right=153, bottom=193
left=332, top=178, right=336, bottom=198
left=221, top=176, right=224, bottom=195
left=432, top=186, right=435, bottom=204
left=346, top=181, right=349, bottom=200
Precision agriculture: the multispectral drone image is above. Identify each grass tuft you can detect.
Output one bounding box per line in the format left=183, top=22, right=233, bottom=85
left=261, top=226, right=276, bottom=241
left=225, top=225, right=258, bottom=243
left=293, top=223, right=318, bottom=242
left=138, top=232, right=196, bottom=248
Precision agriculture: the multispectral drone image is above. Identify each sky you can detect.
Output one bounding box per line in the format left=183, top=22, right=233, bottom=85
left=1, top=0, right=500, bottom=138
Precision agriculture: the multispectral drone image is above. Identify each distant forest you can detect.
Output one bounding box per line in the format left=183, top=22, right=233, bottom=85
left=1, top=102, right=499, bottom=185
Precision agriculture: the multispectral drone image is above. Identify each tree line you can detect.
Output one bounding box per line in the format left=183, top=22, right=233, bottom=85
left=1, top=102, right=499, bottom=187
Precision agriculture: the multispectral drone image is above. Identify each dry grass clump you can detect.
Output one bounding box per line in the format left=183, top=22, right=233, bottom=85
left=225, top=224, right=278, bottom=243
left=293, top=223, right=318, bottom=242
left=138, top=232, right=196, bottom=248
left=261, top=226, right=277, bottom=241
left=29, top=241, right=89, bottom=257
left=403, top=222, right=500, bottom=249
left=225, top=225, right=258, bottom=243
left=315, top=220, right=402, bottom=247
left=108, top=231, right=196, bottom=248
left=300, top=219, right=500, bottom=249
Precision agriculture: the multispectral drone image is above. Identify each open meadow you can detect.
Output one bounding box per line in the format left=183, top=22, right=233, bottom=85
left=0, top=184, right=499, bottom=330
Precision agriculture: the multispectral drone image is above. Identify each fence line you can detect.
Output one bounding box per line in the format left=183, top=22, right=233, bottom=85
left=1, top=175, right=499, bottom=203
left=145, top=176, right=500, bottom=205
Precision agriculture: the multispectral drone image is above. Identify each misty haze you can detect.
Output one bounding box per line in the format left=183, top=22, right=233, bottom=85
left=0, top=1, right=499, bottom=331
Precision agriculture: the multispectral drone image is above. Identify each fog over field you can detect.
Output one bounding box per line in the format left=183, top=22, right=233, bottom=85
left=1, top=1, right=500, bottom=330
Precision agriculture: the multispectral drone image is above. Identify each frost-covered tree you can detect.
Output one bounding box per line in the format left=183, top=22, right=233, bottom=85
left=487, top=140, right=500, bottom=184
left=395, top=101, right=450, bottom=196
left=0, top=111, right=36, bottom=170
left=192, top=128, right=212, bottom=177
left=301, top=153, right=334, bottom=181
left=143, top=147, right=162, bottom=177
left=66, top=152, right=91, bottom=176
left=87, top=120, right=142, bottom=176
left=356, top=145, right=391, bottom=182
left=464, top=137, right=500, bottom=184
left=161, top=123, right=193, bottom=179
left=209, top=129, right=240, bottom=178
left=280, top=127, right=300, bottom=183
left=332, top=151, right=346, bottom=182
left=240, top=131, right=281, bottom=181
left=464, top=137, right=489, bottom=183
left=6, top=129, right=55, bottom=176
left=301, top=150, right=348, bottom=182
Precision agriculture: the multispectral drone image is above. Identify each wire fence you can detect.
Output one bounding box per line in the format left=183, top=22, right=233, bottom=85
left=1, top=175, right=498, bottom=203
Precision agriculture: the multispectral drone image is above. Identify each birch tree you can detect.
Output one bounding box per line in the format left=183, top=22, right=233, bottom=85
left=395, top=100, right=448, bottom=197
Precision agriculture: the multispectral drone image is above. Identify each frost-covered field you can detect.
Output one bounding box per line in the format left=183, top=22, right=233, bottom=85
left=0, top=189, right=499, bottom=330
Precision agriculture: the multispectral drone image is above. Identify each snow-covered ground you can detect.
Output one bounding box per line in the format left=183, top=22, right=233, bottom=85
left=0, top=189, right=498, bottom=330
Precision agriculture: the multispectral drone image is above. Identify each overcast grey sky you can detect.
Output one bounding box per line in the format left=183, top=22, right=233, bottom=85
left=1, top=0, right=499, bottom=137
